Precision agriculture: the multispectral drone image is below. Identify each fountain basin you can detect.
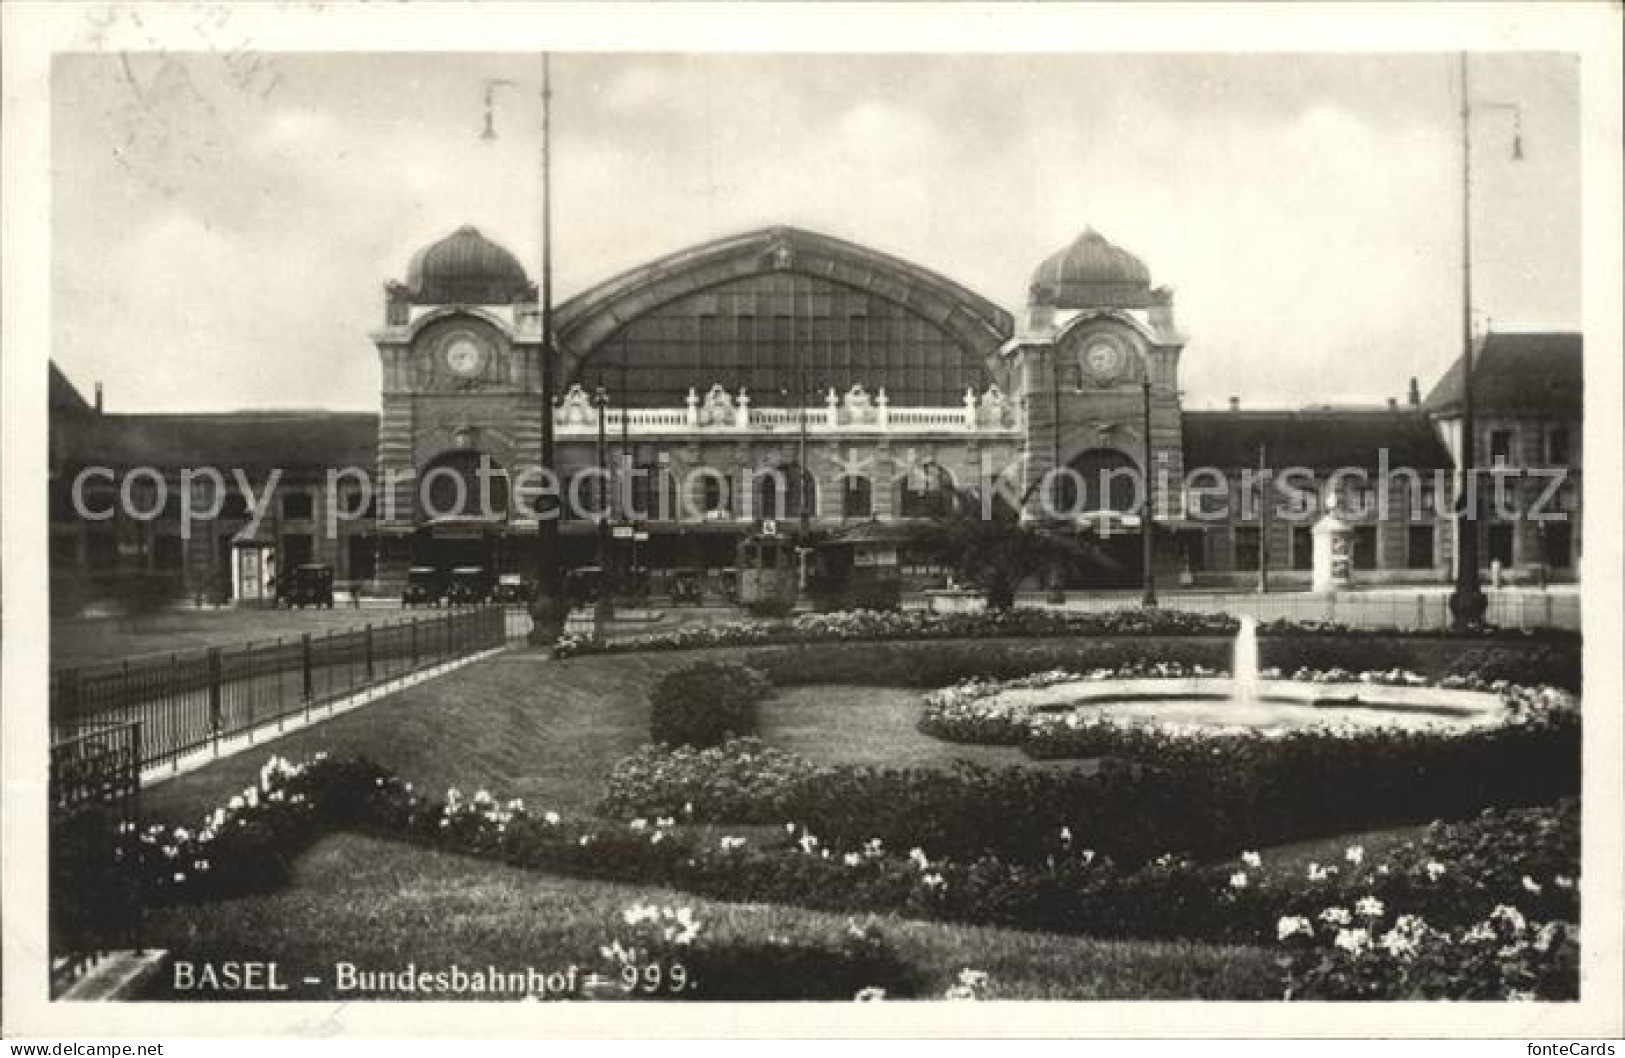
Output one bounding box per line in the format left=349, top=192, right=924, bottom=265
left=986, top=677, right=1507, bottom=732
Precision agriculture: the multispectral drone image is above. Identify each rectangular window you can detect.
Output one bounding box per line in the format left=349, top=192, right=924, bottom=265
left=1488, top=428, right=1515, bottom=467
left=1352, top=525, right=1377, bottom=569
left=1233, top=526, right=1261, bottom=571
left=1406, top=525, right=1435, bottom=570
left=1486, top=523, right=1515, bottom=567
left=1542, top=523, right=1573, bottom=570
left=1291, top=526, right=1313, bottom=571
left=1547, top=427, right=1570, bottom=465
left=154, top=534, right=185, bottom=571
left=281, top=490, right=314, bottom=520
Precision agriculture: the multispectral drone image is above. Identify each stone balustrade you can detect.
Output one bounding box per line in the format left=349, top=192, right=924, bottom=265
left=551, top=382, right=1021, bottom=436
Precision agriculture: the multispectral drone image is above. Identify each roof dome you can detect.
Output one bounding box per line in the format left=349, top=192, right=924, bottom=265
left=1030, top=228, right=1153, bottom=309
left=404, top=225, right=532, bottom=305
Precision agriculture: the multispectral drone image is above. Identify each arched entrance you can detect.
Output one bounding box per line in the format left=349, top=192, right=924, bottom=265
left=1053, top=448, right=1145, bottom=589
left=412, top=450, right=511, bottom=573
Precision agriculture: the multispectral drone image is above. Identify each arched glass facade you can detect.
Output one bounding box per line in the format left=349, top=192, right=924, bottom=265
left=573, top=272, right=990, bottom=408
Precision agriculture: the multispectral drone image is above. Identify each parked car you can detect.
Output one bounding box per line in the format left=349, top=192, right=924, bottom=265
left=402, top=566, right=447, bottom=607
left=281, top=564, right=334, bottom=609
left=491, top=573, right=532, bottom=604
left=446, top=566, right=493, bottom=605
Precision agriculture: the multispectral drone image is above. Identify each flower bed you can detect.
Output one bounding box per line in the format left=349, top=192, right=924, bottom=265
left=99, top=751, right=1578, bottom=999
left=554, top=608, right=1241, bottom=658
left=553, top=607, right=1578, bottom=660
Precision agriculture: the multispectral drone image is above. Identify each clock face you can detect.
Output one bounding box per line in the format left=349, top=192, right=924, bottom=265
left=444, top=334, right=487, bottom=377
left=1079, top=333, right=1128, bottom=386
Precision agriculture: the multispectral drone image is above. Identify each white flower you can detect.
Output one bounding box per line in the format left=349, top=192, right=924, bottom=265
left=1319, top=907, right=1352, bottom=927
left=629, top=818, right=647, bottom=831
left=909, top=847, right=930, bottom=870
left=544, top=811, right=561, bottom=825
left=1521, top=875, right=1543, bottom=894
left=1425, top=860, right=1447, bottom=882
left=1241, top=851, right=1262, bottom=869
left=921, top=872, right=946, bottom=891
left=1489, top=905, right=1527, bottom=933
left=1276, top=915, right=1314, bottom=941
left=854, top=987, right=887, bottom=1002
left=1344, top=845, right=1364, bottom=866
left=1378, top=929, right=1416, bottom=959
left=656, top=816, right=675, bottom=828
left=844, top=853, right=863, bottom=867
left=172, top=872, right=186, bottom=883
left=1059, top=826, right=1073, bottom=845
left=1355, top=896, right=1385, bottom=919
left=1333, top=928, right=1371, bottom=955
left=1228, top=872, right=1249, bottom=890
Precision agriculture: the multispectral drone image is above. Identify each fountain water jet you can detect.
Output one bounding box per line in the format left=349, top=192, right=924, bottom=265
left=1232, top=614, right=1261, bottom=708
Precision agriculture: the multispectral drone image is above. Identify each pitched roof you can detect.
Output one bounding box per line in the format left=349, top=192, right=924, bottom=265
left=1182, top=408, right=1452, bottom=471
left=50, top=363, right=93, bottom=417
left=52, top=411, right=378, bottom=472
left=1424, top=331, right=1582, bottom=416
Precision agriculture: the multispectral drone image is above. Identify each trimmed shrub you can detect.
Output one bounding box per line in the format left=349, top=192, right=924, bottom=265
left=600, top=738, right=820, bottom=822
left=648, top=662, right=772, bottom=748
left=1445, top=644, right=1581, bottom=693
left=742, top=598, right=796, bottom=621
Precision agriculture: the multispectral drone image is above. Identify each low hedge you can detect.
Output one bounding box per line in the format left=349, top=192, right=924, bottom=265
left=648, top=662, right=773, bottom=748
left=100, top=751, right=1579, bottom=999
left=555, top=606, right=1578, bottom=660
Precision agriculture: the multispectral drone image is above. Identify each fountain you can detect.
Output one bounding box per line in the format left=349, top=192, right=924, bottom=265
left=1231, top=615, right=1260, bottom=709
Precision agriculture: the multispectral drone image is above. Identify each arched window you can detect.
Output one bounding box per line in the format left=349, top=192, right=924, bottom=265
left=1050, top=449, right=1141, bottom=516
left=752, top=464, right=815, bottom=521
left=842, top=476, right=873, bottom=519
left=419, top=451, right=509, bottom=521
left=898, top=462, right=956, bottom=519
left=696, top=472, right=733, bottom=520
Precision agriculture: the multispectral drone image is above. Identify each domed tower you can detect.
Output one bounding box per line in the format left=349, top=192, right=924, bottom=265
left=371, top=226, right=546, bottom=591
left=1009, top=227, right=1189, bottom=587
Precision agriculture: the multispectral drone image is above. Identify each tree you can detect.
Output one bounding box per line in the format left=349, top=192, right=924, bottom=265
left=919, top=490, right=1081, bottom=611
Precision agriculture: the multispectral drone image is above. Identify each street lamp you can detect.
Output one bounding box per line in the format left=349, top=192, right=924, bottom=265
left=1449, top=53, right=1523, bottom=631
left=511, top=54, right=562, bottom=645
left=1140, top=379, right=1158, bottom=608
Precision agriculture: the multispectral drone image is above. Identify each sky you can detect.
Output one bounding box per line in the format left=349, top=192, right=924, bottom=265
left=51, top=49, right=1580, bottom=413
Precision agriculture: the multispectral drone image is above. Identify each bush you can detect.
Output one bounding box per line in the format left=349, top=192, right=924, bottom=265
left=1446, top=645, right=1581, bottom=693
left=750, top=639, right=1231, bottom=690
left=1258, top=636, right=1418, bottom=675
left=599, top=907, right=922, bottom=1000
left=648, top=662, right=773, bottom=748
left=601, top=738, right=821, bottom=822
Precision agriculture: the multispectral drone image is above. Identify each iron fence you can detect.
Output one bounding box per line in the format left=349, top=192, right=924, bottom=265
left=50, top=606, right=506, bottom=774
left=50, top=721, right=142, bottom=997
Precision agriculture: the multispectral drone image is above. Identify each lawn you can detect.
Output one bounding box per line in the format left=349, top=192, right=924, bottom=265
left=143, top=652, right=1088, bottom=824
left=138, top=832, right=1280, bottom=1002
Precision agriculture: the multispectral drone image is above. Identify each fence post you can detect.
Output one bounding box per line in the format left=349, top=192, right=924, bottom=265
left=445, top=610, right=454, bottom=661
left=207, top=647, right=222, bottom=755
left=1544, top=593, right=1554, bottom=628
left=301, top=632, right=314, bottom=707
left=365, top=623, right=375, bottom=682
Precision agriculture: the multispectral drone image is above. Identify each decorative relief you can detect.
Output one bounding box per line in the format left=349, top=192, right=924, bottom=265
left=700, top=384, right=736, bottom=426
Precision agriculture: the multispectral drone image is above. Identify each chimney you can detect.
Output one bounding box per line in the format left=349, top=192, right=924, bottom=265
left=1407, top=377, right=1421, bottom=406
left=1228, top=396, right=1240, bottom=412
left=1387, top=397, right=1398, bottom=410
left=94, top=381, right=103, bottom=414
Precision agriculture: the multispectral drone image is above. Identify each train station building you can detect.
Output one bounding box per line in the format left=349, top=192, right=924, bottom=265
left=48, top=224, right=1584, bottom=605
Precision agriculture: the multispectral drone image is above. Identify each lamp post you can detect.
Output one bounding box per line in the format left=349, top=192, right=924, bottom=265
left=594, top=384, right=612, bottom=622
left=1140, top=379, right=1158, bottom=608
left=1449, top=53, right=1523, bottom=630
left=523, top=53, right=563, bottom=644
